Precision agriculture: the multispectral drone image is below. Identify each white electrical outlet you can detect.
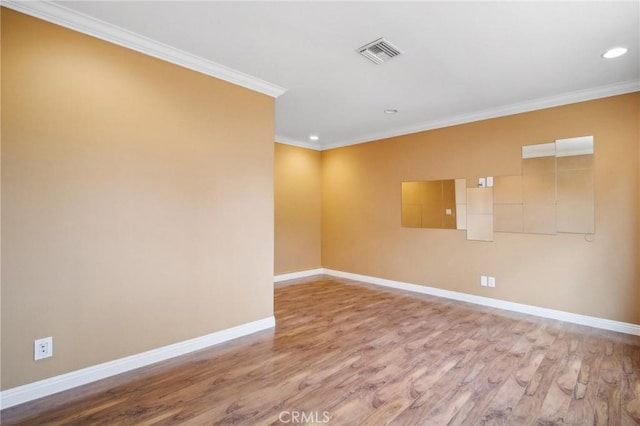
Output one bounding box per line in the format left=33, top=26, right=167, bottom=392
left=480, top=275, right=488, bottom=287
left=488, top=276, right=496, bottom=288
left=34, top=337, right=53, bottom=360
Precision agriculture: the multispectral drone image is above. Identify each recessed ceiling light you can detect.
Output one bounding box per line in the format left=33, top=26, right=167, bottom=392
left=309, top=135, right=319, bottom=141
left=384, top=109, right=398, bottom=114
left=602, top=47, right=628, bottom=59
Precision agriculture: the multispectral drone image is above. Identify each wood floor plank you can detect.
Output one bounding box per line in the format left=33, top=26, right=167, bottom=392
left=2, top=276, right=639, bottom=425
left=535, top=339, right=584, bottom=423
left=506, top=325, right=578, bottom=425
left=451, top=327, right=542, bottom=425
left=592, top=339, right=623, bottom=425
left=622, top=345, right=640, bottom=424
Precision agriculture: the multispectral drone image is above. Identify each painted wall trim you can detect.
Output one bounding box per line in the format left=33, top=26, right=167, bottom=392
left=320, top=82, right=640, bottom=150
left=1, top=1, right=287, bottom=98
left=275, top=136, right=322, bottom=151
left=322, top=269, right=640, bottom=336
left=5, top=0, right=636, bottom=149
left=0, top=316, right=276, bottom=410
left=274, top=268, right=324, bottom=283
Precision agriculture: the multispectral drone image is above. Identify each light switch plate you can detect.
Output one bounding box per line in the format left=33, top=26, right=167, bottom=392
left=478, top=177, right=486, bottom=187
left=480, top=275, right=488, bottom=286
left=488, top=276, right=496, bottom=287
left=487, top=176, right=494, bottom=187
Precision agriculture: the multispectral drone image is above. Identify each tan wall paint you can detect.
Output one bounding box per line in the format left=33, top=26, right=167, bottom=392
left=274, top=143, right=322, bottom=274
left=0, top=10, right=3, bottom=389
left=1, top=9, right=274, bottom=390
left=322, top=93, right=640, bottom=324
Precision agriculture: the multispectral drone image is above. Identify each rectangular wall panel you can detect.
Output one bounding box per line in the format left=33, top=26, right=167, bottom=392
left=467, top=214, right=494, bottom=241
left=493, top=175, right=523, bottom=204
left=522, top=156, right=556, bottom=234
left=556, top=154, right=595, bottom=233
left=494, top=204, right=524, bottom=233
left=466, top=187, right=493, bottom=241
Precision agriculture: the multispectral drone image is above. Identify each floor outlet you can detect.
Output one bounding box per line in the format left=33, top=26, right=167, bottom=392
left=34, top=337, right=53, bottom=360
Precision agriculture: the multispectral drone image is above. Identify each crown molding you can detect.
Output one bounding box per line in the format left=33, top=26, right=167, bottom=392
left=275, top=135, right=322, bottom=151
left=6, top=0, right=636, bottom=147
left=321, top=80, right=640, bottom=150
left=2, top=0, right=287, bottom=98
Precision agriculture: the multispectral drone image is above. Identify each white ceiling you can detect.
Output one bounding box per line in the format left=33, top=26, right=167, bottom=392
left=24, top=2, right=640, bottom=149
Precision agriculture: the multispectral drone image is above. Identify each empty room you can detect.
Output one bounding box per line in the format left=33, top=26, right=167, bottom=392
left=1, top=1, right=639, bottom=425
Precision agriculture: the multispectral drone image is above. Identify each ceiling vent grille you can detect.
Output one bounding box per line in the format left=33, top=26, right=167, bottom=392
left=356, top=38, right=403, bottom=64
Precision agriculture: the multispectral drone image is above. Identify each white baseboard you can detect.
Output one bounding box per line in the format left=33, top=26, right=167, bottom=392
left=322, top=269, right=640, bottom=336
left=0, top=316, right=275, bottom=410
left=4, top=271, right=638, bottom=410
left=274, top=268, right=324, bottom=283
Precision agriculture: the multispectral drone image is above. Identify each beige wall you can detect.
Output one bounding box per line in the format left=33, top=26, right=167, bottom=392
left=1, top=9, right=274, bottom=390
left=0, top=13, right=3, bottom=389
left=274, top=143, right=322, bottom=274
left=322, top=93, right=640, bottom=324
left=2, top=6, right=638, bottom=395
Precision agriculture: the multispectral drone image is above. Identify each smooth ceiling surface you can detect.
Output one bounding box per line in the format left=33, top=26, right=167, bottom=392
left=54, top=1, right=639, bottom=149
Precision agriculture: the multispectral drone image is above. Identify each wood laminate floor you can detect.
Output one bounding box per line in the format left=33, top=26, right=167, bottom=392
left=2, top=275, right=639, bottom=425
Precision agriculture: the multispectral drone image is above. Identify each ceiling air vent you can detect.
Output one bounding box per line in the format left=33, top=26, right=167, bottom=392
left=356, top=37, right=403, bottom=64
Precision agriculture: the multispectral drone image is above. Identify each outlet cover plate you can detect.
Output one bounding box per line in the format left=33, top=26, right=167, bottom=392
left=34, top=336, right=53, bottom=360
